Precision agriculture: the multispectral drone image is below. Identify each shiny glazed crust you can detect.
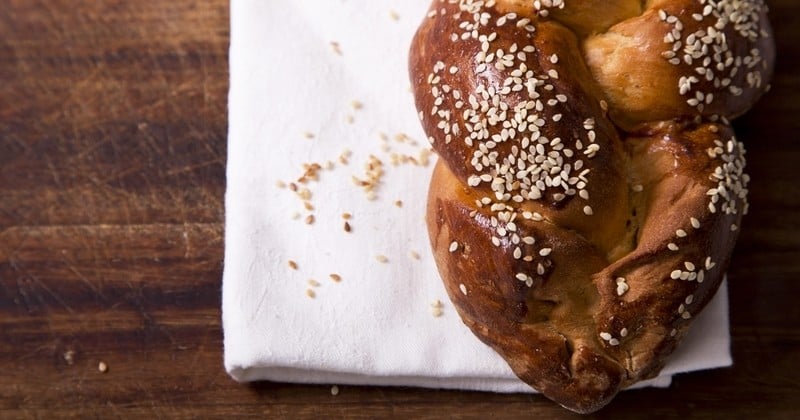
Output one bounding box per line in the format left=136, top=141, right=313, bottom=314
left=409, top=0, right=773, bottom=413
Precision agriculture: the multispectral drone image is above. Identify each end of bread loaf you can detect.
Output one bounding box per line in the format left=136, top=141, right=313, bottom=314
left=410, top=0, right=770, bottom=413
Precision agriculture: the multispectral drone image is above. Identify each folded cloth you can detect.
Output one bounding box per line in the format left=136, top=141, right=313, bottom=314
left=223, top=0, right=733, bottom=393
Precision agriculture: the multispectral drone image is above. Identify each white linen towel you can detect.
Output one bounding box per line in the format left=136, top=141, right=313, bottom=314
left=223, top=0, right=733, bottom=393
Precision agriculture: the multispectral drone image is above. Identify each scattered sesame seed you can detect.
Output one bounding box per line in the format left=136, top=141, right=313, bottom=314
left=389, top=10, right=400, bottom=21
left=305, top=215, right=315, bottom=225
left=691, top=217, right=701, bottom=229
left=331, top=385, right=340, bottom=396
left=98, top=362, right=108, bottom=373
left=306, top=289, right=316, bottom=299
left=668, top=243, right=679, bottom=251
left=308, top=279, right=321, bottom=287
left=583, top=205, right=594, bottom=216
left=410, top=250, right=421, bottom=260
left=431, top=299, right=444, bottom=317
left=459, top=284, right=468, bottom=295
left=330, top=41, right=342, bottom=56
left=288, top=260, right=299, bottom=270
left=375, top=255, right=389, bottom=263
left=330, top=274, right=342, bottom=283
left=344, top=221, right=352, bottom=232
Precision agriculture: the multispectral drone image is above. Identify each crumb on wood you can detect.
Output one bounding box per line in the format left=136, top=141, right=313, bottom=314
left=63, top=350, right=75, bottom=365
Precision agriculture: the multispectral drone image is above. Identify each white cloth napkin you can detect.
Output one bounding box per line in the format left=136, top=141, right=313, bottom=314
left=223, top=0, right=733, bottom=393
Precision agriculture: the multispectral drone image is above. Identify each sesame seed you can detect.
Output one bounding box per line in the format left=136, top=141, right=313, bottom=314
left=620, top=328, right=629, bottom=337
left=330, top=41, right=342, bottom=56
left=616, top=277, right=629, bottom=296
left=459, top=284, right=468, bottom=295
left=583, top=205, right=594, bottom=216
left=449, top=241, right=459, bottom=253
left=330, top=274, right=342, bottom=283
left=306, top=289, right=316, bottom=299
left=539, top=248, right=552, bottom=257
left=410, top=250, right=421, bottom=260
left=288, top=260, right=299, bottom=270
left=331, top=385, right=340, bottom=396
left=676, top=229, right=687, bottom=238
left=375, top=255, right=389, bottom=263
left=98, top=362, right=108, bottom=373
left=668, top=243, right=679, bottom=251
left=513, top=247, right=522, bottom=259
left=691, top=217, right=701, bottom=229
left=706, top=257, right=716, bottom=270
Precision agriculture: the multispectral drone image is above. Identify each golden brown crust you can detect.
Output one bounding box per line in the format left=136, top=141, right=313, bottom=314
left=584, top=0, right=775, bottom=129
left=410, top=0, right=770, bottom=413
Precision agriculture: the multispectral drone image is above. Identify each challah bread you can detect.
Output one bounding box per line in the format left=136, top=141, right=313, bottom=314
left=409, top=0, right=773, bottom=413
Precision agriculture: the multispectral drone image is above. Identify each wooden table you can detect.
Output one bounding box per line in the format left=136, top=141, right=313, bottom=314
left=1, top=1, right=798, bottom=418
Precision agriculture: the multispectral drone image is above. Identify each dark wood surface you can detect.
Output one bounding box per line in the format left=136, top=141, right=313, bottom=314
left=1, top=1, right=798, bottom=418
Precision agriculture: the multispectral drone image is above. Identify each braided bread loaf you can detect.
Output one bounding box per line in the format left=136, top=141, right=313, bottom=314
left=409, top=0, right=774, bottom=413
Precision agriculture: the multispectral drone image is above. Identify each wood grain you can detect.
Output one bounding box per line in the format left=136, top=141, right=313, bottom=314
left=1, top=0, right=798, bottom=418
